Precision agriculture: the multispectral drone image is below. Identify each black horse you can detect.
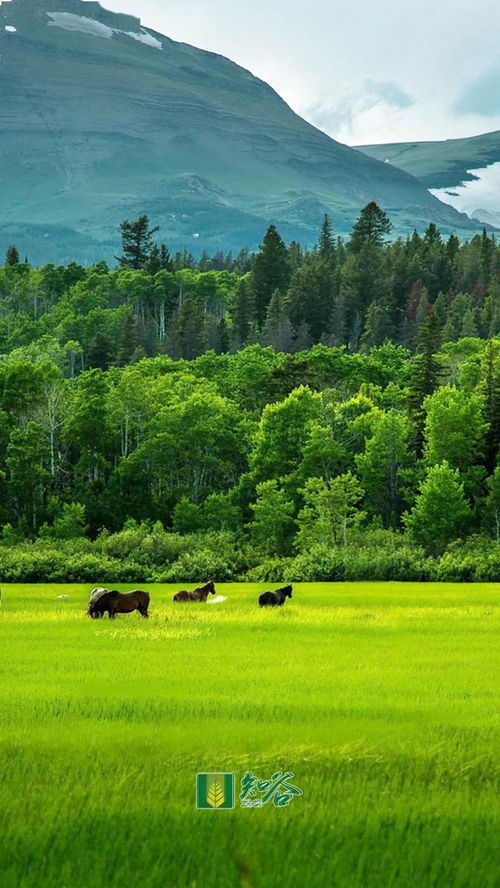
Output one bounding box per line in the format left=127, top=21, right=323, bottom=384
left=87, top=590, right=150, bottom=619
left=259, top=585, right=293, bottom=607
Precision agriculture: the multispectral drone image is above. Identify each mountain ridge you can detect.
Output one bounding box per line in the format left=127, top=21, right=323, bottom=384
left=357, top=129, right=500, bottom=189
left=0, top=0, right=486, bottom=263
left=358, top=129, right=500, bottom=229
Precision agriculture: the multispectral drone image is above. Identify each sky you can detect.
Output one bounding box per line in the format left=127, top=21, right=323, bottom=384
left=66, top=1, right=500, bottom=145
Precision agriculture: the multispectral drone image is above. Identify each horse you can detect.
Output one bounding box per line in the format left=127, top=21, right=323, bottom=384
left=258, top=585, right=293, bottom=607
left=87, top=590, right=150, bottom=619
left=173, top=581, right=216, bottom=603
left=88, top=587, right=109, bottom=608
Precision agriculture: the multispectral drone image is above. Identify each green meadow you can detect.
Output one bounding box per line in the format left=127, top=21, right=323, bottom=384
left=0, top=582, right=499, bottom=888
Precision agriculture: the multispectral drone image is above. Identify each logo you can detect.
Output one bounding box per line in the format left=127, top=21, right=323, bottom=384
left=240, top=770, right=302, bottom=808
left=196, top=773, right=235, bottom=809
left=196, top=770, right=302, bottom=809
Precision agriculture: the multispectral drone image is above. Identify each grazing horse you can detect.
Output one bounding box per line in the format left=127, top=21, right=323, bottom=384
left=173, top=581, right=216, bottom=603
left=259, top=585, right=293, bottom=607
left=87, top=590, right=150, bottom=619
left=88, top=587, right=109, bottom=608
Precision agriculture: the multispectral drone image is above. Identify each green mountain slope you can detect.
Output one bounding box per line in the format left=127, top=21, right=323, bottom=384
left=0, top=0, right=484, bottom=263
left=358, top=130, right=500, bottom=190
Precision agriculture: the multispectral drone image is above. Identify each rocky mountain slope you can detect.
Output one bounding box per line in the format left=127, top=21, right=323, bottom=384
left=0, top=0, right=484, bottom=263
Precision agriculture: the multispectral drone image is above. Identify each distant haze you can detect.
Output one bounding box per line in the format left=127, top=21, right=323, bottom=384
left=59, top=0, right=500, bottom=146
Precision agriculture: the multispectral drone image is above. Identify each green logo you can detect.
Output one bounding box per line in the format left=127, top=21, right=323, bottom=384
left=240, top=770, right=303, bottom=808
left=196, top=770, right=303, bottom=809
left=196, top=773, right=235, bottom=809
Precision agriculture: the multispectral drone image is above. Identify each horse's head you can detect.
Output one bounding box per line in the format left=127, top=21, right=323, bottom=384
left=87, top=592, right=111, bottom=617
left=284, top=585, right=293, bottom=599
left=208, top=581, right=216, bottom=595
left=89, top=587, right=108, bottom=606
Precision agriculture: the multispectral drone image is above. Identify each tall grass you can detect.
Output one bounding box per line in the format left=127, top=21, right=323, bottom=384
left=0, top=582, right=499, bottom=888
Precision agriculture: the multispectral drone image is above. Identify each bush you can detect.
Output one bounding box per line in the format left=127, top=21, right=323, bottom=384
left=288, top=547, right=346, bottom=581
left=343, top=545, right=432, bottom=581
left=0, top=529, right=496, bottom=583
left=155, top=550, right=242, bottom=583
left=0, top=545, right=143, bottom=582
left=245, top=558, right=294, bottom=583
left=434, top=538, right=500, bottom=582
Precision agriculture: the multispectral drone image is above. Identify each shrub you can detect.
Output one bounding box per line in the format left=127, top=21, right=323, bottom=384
left=0, top=545, right=142, bottom=583
left=288, top=547, right=346, bottom=582
left=245, top=558, right=294, bottom=583
left=155, top=550, right=241, bottom=583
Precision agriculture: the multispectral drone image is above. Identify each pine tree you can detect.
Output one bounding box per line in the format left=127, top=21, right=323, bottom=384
left=361, top=296, right=393, bottom=348
left=145, top=242, right=172, bottom=274
left=115, top=311, right=139, bottom=366
left=177, top=295, right=205, bottom=360
left=460, top=308, right=479, bottom=338
left=482, top=340, right=500, bottom=472
left=289, top=240, right=304, bottom=270
left=349, top=202, right=392, bottom=252
left=408, top=306, right=442, bottom=454
left=5, top=244, right=19, bottom=266
left=400, top=281, right=429, bottom=348
left=288, top=259, right=335, bottom=342
left=198, top=250, right=211, bottom=272
left=217, top=317, right=230, bottom=354
left=261, top=289, right=294, bottom=352
left=252, top=225, right=291, bottom=328
left=87, top=333, right=114, bottom=371
left=232, top=277, right=256, bottom=348
left=318, top=215, right=335, bottom=259
left=117, top=215, right=160, bottom=269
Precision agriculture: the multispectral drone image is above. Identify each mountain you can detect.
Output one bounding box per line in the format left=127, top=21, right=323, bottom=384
left=358, top=130, right=500, bottom=227
left=0, top=0, right=484, bottom=264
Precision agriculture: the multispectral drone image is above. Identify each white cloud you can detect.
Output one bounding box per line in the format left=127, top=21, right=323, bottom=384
left=430, top=162, right=500, bottom=215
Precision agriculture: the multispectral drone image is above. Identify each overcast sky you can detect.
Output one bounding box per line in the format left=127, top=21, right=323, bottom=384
left=86, top=0, right=500, bottom=146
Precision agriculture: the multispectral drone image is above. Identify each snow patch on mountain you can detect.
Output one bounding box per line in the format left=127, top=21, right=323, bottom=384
left=47, top=12, right=114, bottom=39
left=430, top=161, right=500, bottom=221
left=47, top=12, right=162, bottom=50
left=127, top=30, right=162, bottom=50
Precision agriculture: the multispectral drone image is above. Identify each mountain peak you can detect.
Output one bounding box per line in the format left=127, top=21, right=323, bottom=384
left=0, top=0, right=142, bottom=34
left=0, top=0, right=485, bottom=264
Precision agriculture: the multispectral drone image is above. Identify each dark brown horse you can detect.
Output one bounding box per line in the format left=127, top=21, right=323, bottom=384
left=173, top=581, right=216, bottom=603
left=87, top=590, right=150, bottom=619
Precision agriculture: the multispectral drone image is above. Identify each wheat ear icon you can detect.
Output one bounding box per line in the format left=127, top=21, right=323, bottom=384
left=207, top=777, right=225, bottom=808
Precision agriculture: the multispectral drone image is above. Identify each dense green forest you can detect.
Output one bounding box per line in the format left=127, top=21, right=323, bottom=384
left=0, top=204, right=498, bottom=582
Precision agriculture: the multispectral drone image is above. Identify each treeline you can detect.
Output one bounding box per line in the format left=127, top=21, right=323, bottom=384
left=0, top=337, right=498, bottom=582
left=1, top=204, right=499, bottom=370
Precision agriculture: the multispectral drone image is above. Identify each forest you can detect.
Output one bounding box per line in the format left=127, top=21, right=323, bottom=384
left=0, top=203, right=498, bottom=582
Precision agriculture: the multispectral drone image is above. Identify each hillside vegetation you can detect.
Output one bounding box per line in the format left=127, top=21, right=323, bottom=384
left=0, top=209, right=498, bottom=581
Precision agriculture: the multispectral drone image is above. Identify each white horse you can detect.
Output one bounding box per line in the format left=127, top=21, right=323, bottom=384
left=89, top=587, right=109, bottom=606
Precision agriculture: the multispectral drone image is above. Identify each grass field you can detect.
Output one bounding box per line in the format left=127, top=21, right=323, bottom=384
left=0, top=582, right=499, bottom=888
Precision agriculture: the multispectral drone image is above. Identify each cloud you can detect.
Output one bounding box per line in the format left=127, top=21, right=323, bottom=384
left=306, top=80, right=414, bottom=143
left=453, top=64, right=500, bottom=117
